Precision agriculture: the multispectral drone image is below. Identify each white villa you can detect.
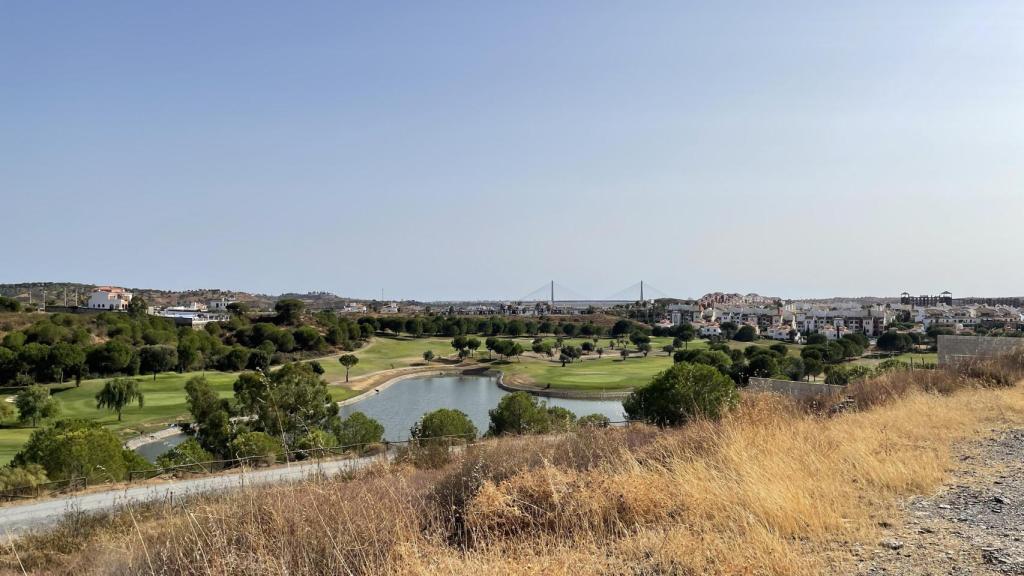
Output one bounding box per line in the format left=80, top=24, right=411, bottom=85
left=86, top=286, right=133, bottom=310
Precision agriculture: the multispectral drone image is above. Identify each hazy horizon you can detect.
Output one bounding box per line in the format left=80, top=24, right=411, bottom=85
left=4, top=1, right=1023, bottom=301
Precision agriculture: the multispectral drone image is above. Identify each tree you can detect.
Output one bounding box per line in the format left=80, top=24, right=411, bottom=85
left=16, top=385, right=61, bottom=427
left=465, top=337, right=481, bottom=357
left=734, top=325, right=757, bottom=342
left=638, top=343, right=652, bottom=357
left=804, top=356, right=824, bottom=381
left=0, top=400, right=13, bottom=422
left=805, top=333, right=828, bottom=346
left=747, top=354, right=779, bottom=378
left=877, top=331, right=913, bottom=353
left=334, top=411, right=385, bottom=448
left=620, top=348, right=629, bottom=360
left=720, top=321, right=739, bottom=339
left=597, top=347, right=605, bottom=358
left=410, top=408, right=478, bottom=441
left=48, top=342, right=85, bottom=385
left=127, top=295, right=148, bottom=317
left=629, top=332, right=651, bottom=349
left=139, top=345, right=178, bottom=381
left=422, top=350, right=435, bottom=363
left=338, top=354, right=359, bottom=382
left=623, top=362, right=739, bottom=426
left=95, top=377, right=145, bottom=421
left=487, top=392, right=552, bottom=436
left=274, top=299, right=305, bottom=325
left=610, top=319, right=634, bottom=338
left=13, top=419, right=142, bottom=482
left=234, top=363, right=338, bottom=440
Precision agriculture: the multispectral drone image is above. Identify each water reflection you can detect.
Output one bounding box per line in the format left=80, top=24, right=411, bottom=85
left=339, top=374, right=625, bottom=441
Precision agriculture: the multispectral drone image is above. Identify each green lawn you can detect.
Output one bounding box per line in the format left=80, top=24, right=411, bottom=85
left=852, top=352, right=938, bottom=368
left=314, top=336, right=459, bottom=382
left=0, top=371, right=239, bottom=465
left=498, top=354, right=676, bottom=390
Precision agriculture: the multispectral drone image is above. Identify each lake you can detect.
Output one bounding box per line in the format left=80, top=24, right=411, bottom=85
left=135, top=373, right=626, bottom=461
left=339, top=373, right=626, bottom=441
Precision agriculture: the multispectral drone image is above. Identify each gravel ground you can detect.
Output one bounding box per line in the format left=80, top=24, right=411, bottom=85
left=850, top=429, right=1024, bottom=575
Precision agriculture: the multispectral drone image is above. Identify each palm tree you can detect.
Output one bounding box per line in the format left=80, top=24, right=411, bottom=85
left=95, top=377, right=145, bottom=421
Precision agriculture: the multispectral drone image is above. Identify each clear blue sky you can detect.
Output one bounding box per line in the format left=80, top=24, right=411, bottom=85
left=3, top=1, right=1023, bottom=301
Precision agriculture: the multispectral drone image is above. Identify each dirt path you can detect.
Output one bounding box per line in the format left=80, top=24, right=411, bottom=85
left=848, top=429, right=1024, bottom=575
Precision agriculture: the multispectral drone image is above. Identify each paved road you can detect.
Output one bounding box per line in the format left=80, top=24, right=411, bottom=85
left=0, top=453, right=387, bottom=535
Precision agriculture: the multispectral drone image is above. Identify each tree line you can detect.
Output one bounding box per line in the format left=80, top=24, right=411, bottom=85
left=0, top=299, right=366, bottom=387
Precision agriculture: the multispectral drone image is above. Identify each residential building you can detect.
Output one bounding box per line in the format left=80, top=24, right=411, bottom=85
left=86, top=287, right=133, bottom=310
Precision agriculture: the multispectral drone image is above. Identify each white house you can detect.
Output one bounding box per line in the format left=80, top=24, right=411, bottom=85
left=208, top=298, right=236, bottom=312
left=694, top=322, right=722, bottom=338
left=765, top=324, right=799, bottom=342
left=86, top=287, right=132, bottom=310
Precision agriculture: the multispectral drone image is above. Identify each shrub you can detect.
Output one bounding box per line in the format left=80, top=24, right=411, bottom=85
left=411, top=408, right=478, bottom=442
left=156, top=438, right=215, bottom=472
left=230, top=432, right=284, bottom=466
left=577, top=413, right=611, bottom=428
left=487, top=392, right=553, bottom=436
left=13, top=419, right=135, bottom=482
left=0, top=463, right=48, bottom=492
left=334, top=412, right=385, bottom=449
left=623, top=362, right=739, bottom=426
left=295, top=428, right=339, bottom=457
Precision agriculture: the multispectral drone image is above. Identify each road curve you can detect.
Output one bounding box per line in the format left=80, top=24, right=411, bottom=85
left=0, top=453, right=387, bottom=535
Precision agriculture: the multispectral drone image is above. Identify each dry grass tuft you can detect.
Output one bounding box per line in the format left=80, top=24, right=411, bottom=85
left=4, top=365, right=1024, bottom=575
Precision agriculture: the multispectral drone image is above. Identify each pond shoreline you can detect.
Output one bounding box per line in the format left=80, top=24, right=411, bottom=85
left=338, top=366, right=634, bottom=405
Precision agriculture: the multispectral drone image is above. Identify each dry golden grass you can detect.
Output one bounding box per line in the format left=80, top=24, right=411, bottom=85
left=5, top=370, right=1024, bottom=576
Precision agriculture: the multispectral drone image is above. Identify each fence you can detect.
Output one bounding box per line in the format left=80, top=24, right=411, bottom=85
left=937, top=335, right=1024, bottom=367
left=5, top=422, right=643, bottom=503
left=0, top=476, right=87, bottom=502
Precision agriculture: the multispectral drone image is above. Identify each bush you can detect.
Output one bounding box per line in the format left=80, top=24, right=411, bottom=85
left=0, top=463, right=48, bottom=492
left=156, top=438, right=215, bottom=472
left=487, top=392, right=553, bottom=436
left=577, top=413, right=611, bottom=428
left=410, top=408, right=478, bottom=442
left=623, top=362, right=739, bottom=426
left=230, top=432, right=284, bottom=466
left=295, top=428, right=339, bottom=457
left=13, top=419, right=136, bottom=482
left=334, top=412, right=385, bottom=449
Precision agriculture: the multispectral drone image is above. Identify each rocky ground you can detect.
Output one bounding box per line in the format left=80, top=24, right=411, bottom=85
left=851, top=429, right=1024, bottom=575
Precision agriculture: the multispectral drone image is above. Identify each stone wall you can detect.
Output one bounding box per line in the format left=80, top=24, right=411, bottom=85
left=937, top=335, right=1024, bottom=367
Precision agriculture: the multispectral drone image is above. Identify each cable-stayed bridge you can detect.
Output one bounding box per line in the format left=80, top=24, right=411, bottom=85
left=517, top=281, right=672, bottom=310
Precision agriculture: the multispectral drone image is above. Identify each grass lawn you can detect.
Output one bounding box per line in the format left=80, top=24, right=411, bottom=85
left=0, top=426, right=33, bottom=468
left=499, top=353, right=677, bottom=391
left=314, top=336, right=460, bottom=382
left=0, top=371, right=241, bottom=465
left=852, top=352, right=938, bottom=368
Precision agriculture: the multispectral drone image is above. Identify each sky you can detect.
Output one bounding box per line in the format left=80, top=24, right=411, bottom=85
left=2, top=1, right=1023, bottom=301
